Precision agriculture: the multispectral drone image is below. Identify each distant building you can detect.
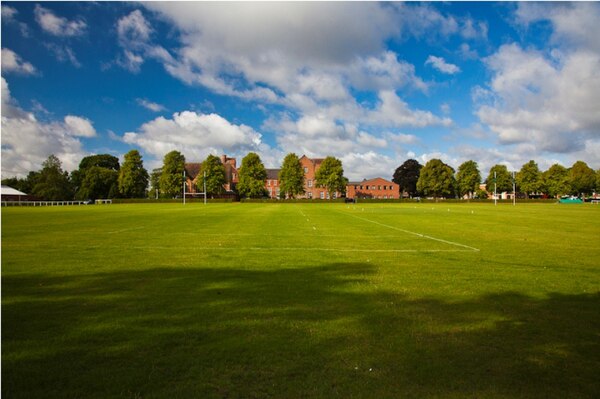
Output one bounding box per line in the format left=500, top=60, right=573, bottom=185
left=265, top=168, right=281, bottom=199
left=263, top=155, right=343, bottom=199
left=0, top=185, right=36, bottom=201
left=346, top=178, right=399, bottom=199
left=184, top=155, right=239, bottom=198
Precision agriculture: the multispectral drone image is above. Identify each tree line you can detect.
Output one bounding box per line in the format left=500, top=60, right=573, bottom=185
left=3, top=150, right=598, bottom=200
left=393, top=158, right=600, bottom=199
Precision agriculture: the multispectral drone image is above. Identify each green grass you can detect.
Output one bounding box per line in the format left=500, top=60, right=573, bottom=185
left=2, top=202, right=599, bottom=398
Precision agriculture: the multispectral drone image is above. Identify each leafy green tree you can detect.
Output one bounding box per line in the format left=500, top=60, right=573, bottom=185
left=315, top=156, right=347, bottom=199
left=73, top=154, right=120, bottom=200
left=393, top=159, right=422, bottom=197
left=77, top=166, right=119, bottom=200
left=568, top=161, right=595, bottom=196
left=200, top=154, right=226, bottom=197
left=542, top=164, right=570, bottom=198
left=278, top=153, right=305, bottom=199
left=485, top=164, right=512, bottom=195
left=118, top=150, right=149, bottom=198
left=160, top=151, right=186, bottom=198
left=456, top=160, right=481, bottom=198
left=2, top=173, right=37, bottom=194
left=416, top=159, right=456, bottom=199
left=31, top=155, right=74, bottom=200
left=148, top=168, right=162, bottom=198
left=237, top=152, right=267, bottom=198
left=516, top=160, right=542, bottom=199
left=596, top=169, right=600, bottom=193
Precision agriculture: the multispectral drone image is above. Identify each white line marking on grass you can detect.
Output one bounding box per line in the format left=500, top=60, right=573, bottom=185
left=107, top=226, right=145, bottom=234
left=336, top=211, right=480, bottom=252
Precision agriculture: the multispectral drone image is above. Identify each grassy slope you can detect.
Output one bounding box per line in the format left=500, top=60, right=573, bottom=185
left=2, top=203, right=599, bottom=398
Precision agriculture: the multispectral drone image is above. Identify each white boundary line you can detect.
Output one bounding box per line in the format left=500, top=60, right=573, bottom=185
left=336, top=211, right=480, bottom=252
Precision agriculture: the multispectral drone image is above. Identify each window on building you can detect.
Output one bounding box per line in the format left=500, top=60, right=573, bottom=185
left=308, top=192, right=313, bottom=199
left=303, top=167, right=308, bottom=173
left=308, top=180, right=313, bottom=188
left=333, top=192, right=336, bottom=199
left=360, top=185, right=363, bottom=190
left=320, top=192, right=324, bottom=199
left=384, top=195, right=387, bottom=199
left=326, top=192, right=330, bottom=199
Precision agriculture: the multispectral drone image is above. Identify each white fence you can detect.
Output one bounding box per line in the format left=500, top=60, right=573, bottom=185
left=2, top=200, right=103, bottom=207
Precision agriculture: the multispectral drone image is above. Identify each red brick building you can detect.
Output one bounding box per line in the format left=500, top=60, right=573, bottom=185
left=346, top=177, right=399, bottom=199
left=185, top=155, right=239, bottom=197
left=263, top=155, right=343, bottom=199
left=265, top=168, right=281, bottom=199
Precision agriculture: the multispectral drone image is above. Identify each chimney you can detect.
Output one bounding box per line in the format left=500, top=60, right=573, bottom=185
left=220, top=154, right=227, bottom=164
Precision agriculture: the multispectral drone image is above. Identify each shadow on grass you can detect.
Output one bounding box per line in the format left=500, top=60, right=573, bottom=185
left=2, top=264, right=599, bottom=398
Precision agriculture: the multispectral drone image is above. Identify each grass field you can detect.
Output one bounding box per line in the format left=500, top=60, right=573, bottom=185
left=2, top=202, right=600, bottom=398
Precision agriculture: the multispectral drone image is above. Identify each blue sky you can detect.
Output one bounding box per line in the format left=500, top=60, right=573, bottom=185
left=2, top=2, right=599, bottom=180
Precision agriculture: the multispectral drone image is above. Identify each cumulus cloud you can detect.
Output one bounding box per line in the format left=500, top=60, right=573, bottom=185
left=1, top=78, right=92, bottom=177
left=425, top=55, right=461, bottom=74
left=64, top=115, right=96, bottom=137
left=1, top=48, right=37, bottom=75
left=122, top=111, right=268, bottom=164
left=476, top=43, right=600, bottom=153
left=34, top=5, right=86, bottom=37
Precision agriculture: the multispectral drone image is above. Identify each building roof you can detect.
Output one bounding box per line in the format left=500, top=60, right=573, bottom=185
left=266, top=169, right=280, bottom=179
left=347, top=177, right=395, bottom=186
left=185, top=163, right=202, bottom=180
left=1, top=185, right=27, bottom=195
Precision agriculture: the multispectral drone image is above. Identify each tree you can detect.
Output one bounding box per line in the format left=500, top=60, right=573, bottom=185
left=237, top=152, right=267, bottom=198
left=393, top=159, right=422, bottom=198
left=118, top=150, right=149, bottom=198
left=77, top=166, right=119, bottom=200
left=596, top=169, right=600, bottom=193
left=456, top=160, right=481, bottom=199
left=200, top=154, right=226, bottom=197
left=73, top=154, right=120, bottom=200
left=160, top=151, right=186, bottom=198
left=516, top=160, right=542, bottom=199
left=148, top=168, right=162, bottom=198
left=416, top=159, right=456, bottom=199
left=542, top=164, right=570, bottom=198
left=278, top=153, right=305, bottom=199
left=31, top=155, right=74, bottom=200
left=568, top=161, right=595, bottom=196
left=315, top=156, right=347, bottom=199
left=485, top=164, right=512, bottom=195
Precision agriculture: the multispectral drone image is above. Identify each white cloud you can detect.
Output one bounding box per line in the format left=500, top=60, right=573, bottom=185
left=1, top=48, right=37, bottom=75
left=34, top=5, right=86, bottom=37
left=477, top=43, right=600, bottom=153
left=117, top=10, right=152, bottom=48
left=44, top=44, right=81, bottom=68
left=136, top=98, right=166, bottom=112
left=516, top=3, right=600, bottom=53
left=1, top=78, right=91, bottom=177
left=64, top=115, right=96, bottom=137
left=425, top=55, right=461, bottom=74
left=1, top=5, right=17, bottom=20
left=122, top=111, right=266, bottom=164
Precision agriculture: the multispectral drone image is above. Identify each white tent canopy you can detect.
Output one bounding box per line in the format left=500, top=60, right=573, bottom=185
left=1, top=185, right=27, bottom=196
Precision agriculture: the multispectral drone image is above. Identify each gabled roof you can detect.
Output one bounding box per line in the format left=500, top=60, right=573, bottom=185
left=1, top=185, right=27, bottom=195
left=185, top=163, right=202, bottom=180
left=266, top=169, right=280, bottom=180
left=348, top=177, right=395, bottom=186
